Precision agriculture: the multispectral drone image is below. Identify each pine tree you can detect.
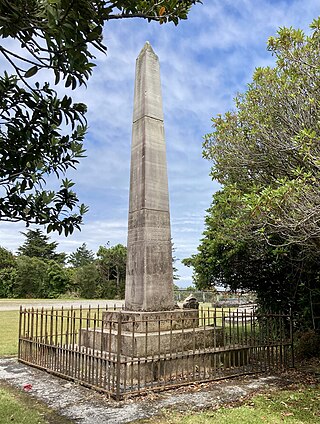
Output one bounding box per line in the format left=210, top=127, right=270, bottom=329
left=17, top=229, right=66, bottom=264
left=68, top=243, right=95, bottom=268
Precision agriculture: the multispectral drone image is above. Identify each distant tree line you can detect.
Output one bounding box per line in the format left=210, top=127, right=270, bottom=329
left=0, top=229, right=126, bottom=299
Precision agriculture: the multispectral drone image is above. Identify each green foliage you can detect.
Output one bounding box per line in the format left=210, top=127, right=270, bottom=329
left=0, top=246, right=15, bottom=270
left=75, top=263, right=100, bottom=299
left=0, top=0, right=200, bottom=233
left=203, top=18, right=320, bottom=254
left=0, top=233, right=127, bottom=299
left=185, top=19, right=320, bottom=329
left=46, top=260, right=71, bottom=298
left=13, top=256, right=70, bottom=298
left=14, top=256, right=48, bottom=298
left=295, top=330, right=320, bottom=359
left=97, top=243, right=127, bottom=299
left=0, top=247, right=16, bottom=298
left=68, top=243, right=95, bottom=268
left=17, top=229, right=66, bottom=264
left=0, top=267, right=17, bottom=298
left=0, top=73, right=88, bottom=235
left=0, top=1, right=201, bottom=84
left=0, top=230, right=72, bottom=298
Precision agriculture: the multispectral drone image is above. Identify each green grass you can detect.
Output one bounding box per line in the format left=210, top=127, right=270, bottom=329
left=0, top=381, right=72, bottom=423
left=0, top=307, right=108, bottom=357
left=137, top=386, right=320, bottom=424
left=0, top=311, right=19, bottom=356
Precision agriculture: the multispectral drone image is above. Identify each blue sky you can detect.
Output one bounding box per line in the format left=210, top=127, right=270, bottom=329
left=0, top=0, right=319, bottom=287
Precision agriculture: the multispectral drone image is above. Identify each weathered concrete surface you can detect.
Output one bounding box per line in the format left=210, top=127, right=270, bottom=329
left=125, top=42, right=175, bottom=312
left=103, top=310, right=199, bottom=332
left=81, top=325, right=223, bottom=357
left=0, top=357, right=299, bottom=424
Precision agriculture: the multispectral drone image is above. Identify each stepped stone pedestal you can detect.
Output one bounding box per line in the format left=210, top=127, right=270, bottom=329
left=81, top=310, right=223, bottom=358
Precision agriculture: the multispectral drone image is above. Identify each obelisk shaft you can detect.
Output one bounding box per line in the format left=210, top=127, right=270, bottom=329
left=125, top=43, right=175, bottom=311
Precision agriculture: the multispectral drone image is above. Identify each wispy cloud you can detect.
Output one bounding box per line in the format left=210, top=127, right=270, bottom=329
left=1, top=1, right=319, bottom=286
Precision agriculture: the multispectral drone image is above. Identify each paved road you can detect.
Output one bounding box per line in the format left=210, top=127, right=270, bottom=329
left=0, top=299, right=125, bottom=312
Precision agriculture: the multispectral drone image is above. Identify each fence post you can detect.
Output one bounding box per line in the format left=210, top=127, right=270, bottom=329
left=18, top=306, right=22, bottom=359
left=116, top=311, right=122, bottom=400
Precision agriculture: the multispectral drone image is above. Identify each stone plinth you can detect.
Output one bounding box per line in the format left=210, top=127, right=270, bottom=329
left=103, top=310, right=199, bottom=332
left=80, top=326, right=222, bottom=358
left=80, top=310, right=223, bottom=358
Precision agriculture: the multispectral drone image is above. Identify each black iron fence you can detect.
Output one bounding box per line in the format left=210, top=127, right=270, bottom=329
left=18, top=306, right=293, bottom=400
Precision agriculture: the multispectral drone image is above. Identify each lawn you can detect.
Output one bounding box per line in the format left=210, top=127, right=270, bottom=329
left=0, top=306, right=75, bottom=423
left=137, top=386, right=320, bottom=424
left=0, top=310, right=19, bottom=356
left=0, top=298, right=122, bottom=357
left=0, top=307, right=104, bottom=357
left=0, top=381, right=72, bottom=424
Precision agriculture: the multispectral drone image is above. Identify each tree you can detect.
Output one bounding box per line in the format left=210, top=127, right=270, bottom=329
left=45, top=260, right=71, bottom=298
left=68, top=243, right=95, bottom=268
left=0, top=1, right=201, bottom=234
left=0, top=246, right=15, bottom=270
left=0, top=246, right=16, bottom=298
left=17, top=229, right=66, bottom=263
left=75, top=263, right=100, bottom=299
left=184, top=19, right=320, bottom=328
left=15, top=256, right=49, bottom=297
left=203, top=18, right=320, bottom=256
left=183, top=190, right=320, bottom=328
left=97, top=243, right=126, bottom=298
left=172, top=241, right=180, bottom=281
left=0, top=267, right=17, bottom=298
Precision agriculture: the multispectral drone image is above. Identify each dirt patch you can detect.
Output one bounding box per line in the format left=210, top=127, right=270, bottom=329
left=1, top=357, right=317, bottom=424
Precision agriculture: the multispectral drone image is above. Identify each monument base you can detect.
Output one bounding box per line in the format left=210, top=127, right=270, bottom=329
left=80, top=309, right=224, bottom=357
left=72, top=344, right=250, bottom=386
left=103, top=309, right=199, bottom=331
left=76, top=308, right=251, bottom=392
left=80, top=325, right=224, bottom=357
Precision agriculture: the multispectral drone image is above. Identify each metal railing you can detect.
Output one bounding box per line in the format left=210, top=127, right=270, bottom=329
left=18, top=306, right=293, bottom=400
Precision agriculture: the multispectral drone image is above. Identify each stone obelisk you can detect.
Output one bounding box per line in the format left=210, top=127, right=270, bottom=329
left=125, top=42, right=175, bottom=312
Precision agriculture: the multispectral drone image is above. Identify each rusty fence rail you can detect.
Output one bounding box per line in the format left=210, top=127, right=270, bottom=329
left=18, top=306, right=294, bottom=400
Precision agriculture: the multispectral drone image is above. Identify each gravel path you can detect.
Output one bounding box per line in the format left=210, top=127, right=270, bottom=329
left=0, top=357, right=297, bottom=424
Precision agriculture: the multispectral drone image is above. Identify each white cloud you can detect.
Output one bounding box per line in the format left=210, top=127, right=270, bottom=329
left=1, top=0, right=319, bottom=288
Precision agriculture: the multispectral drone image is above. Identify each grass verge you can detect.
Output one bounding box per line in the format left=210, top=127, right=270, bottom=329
left=0, top=306, right=106, bottom=357
left=0, top=310, right=19, bottom=356
left=137, top=386, right=320, bottom=424
left=0, top=381, right=72, bottom=424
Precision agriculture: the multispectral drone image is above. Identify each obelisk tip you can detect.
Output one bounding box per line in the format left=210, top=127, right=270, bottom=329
left=138, top=41, right=156, bottom=57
